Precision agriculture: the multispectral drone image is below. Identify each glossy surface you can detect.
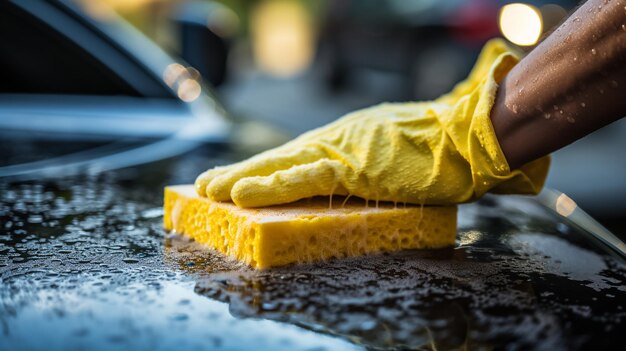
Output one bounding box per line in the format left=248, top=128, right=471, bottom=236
left=1, top=157, right=625, bottom=350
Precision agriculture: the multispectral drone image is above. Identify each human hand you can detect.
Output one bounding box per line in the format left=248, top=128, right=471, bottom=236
left=196, top=39, right=550, bottom=208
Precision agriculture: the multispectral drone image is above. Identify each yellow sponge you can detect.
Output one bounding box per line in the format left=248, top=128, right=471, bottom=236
left=163, top=185, right=457, bottom=269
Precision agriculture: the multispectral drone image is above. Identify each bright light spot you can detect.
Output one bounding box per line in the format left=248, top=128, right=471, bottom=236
left=555, top=193, right=577, bottom=217
left=164, top=64, right=204, bottom=101
left=163, top=63, right=187, bottom=87
left=251, top=0, right=315, bottom=77
left=458, top=230, right=483, bottom=246
left=177, top=79, right=201, bottom=102
left=499, top=3, right=543, bottom=46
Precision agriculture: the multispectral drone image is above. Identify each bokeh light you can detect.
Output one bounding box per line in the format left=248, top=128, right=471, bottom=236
left=556, top=193, right=577, bottom=217
left=499, top=3, right=543, bottom=46
left=177, top=79, right=201, bottom=102
left=251, top=0, right=315, bottom=77
left=163, top=63, right=187, bottom=88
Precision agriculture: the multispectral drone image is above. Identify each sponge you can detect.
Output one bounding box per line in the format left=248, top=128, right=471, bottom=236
left=163, top=185, right=457, bottom=269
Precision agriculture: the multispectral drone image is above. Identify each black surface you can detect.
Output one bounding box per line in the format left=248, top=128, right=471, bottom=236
left=0, top=149, right=625, bottom=351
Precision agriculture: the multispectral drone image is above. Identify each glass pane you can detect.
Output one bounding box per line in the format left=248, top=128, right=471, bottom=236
left=0, top=2, right=140, bottom=96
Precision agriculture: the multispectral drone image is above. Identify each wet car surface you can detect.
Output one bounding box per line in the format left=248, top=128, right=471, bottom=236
left=1, top=154, right=625, bottom=351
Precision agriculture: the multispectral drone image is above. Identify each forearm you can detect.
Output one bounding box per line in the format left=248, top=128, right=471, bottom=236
left=491, top=0, right=626, bottom=169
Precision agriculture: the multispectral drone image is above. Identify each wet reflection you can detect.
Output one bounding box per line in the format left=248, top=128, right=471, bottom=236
left=0, top=164, right=358, bottom=351
left=556, top=193, right=577, bottom=217
left=1, top=168, right=625, bottom=351
left=165, top=196, right=626, bottom=351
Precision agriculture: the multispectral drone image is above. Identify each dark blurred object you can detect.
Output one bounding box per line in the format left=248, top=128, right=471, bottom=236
left=173, top=1, right=239, bottom=87
left=318, top=0, right=579, bottom=100
left=320, top=0, right=502, bottom=100
left=0, top=1, right=142, bottom=96
left=539, top=3, right=570, bottom=34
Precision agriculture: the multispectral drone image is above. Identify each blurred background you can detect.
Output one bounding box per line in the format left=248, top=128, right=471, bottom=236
left=116, top=0, right=574, bottom=129
left=114, top=0, right=574, bottom=126
left=1, top=0, right=624, bottom=235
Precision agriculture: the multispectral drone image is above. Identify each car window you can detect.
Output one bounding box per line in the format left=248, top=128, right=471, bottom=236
left=0, top=1, right=140, bottom=96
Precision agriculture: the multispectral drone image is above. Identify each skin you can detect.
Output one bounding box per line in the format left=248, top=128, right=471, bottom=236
left=491, top=0, right=626, bottom=169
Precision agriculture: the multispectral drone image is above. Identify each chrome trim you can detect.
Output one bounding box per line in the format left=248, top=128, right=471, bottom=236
left=536, top=188, right=626, bottom=260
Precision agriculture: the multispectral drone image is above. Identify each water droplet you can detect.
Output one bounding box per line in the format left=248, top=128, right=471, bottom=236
left=573, top=56, right=578, bottom=62
left=580, top=102, right=586, bottom=108
left=511, top=104, right=520, bottom=114
left=171, top=313, right=189, bottom=321
left=28, top=215, right=43, bottom=223
left=518, top=87, right=525, bottom=95
left=141, top=207, right=163, bottom=219
left=573, top=17, right=581, bottom=22
left=543, top=113, right=551, bottom=119
left=610, top=80, right=619, bottom=88
left=622, top=24, right=626, bottom=32
left=559, top=110, right=564, bottom=114
left=591, top=48, right=597, bottom=55
left=567, top=117, right=576, bottom=124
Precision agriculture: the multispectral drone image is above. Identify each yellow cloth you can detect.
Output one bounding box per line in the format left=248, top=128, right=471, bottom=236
left=196, top=39, right=550, bottom=208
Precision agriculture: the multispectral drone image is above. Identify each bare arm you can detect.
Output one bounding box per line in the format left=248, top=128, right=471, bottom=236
left=491, top=0, right=626, bottom=169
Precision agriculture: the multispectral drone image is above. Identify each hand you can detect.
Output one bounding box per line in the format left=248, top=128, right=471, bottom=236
left=490, top=0, right=626, bottom=169
left=196, top=39, right=550, bottom=208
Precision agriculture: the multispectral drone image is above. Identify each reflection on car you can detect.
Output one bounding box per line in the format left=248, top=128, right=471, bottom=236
left=0, top=0, right=230, bottom=178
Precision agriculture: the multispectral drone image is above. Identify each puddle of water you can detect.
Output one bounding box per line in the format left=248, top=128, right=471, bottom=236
left=1, top=161, right=625, bottom=350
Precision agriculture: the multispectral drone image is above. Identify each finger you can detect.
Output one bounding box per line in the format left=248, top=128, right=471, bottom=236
left=194, top=146, right=292, bottom=196
left=206, top=147, right=326, bottom=202
left=194, top=166, right=233, bottom=196
left=231, top=159, right=349, bottom=208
